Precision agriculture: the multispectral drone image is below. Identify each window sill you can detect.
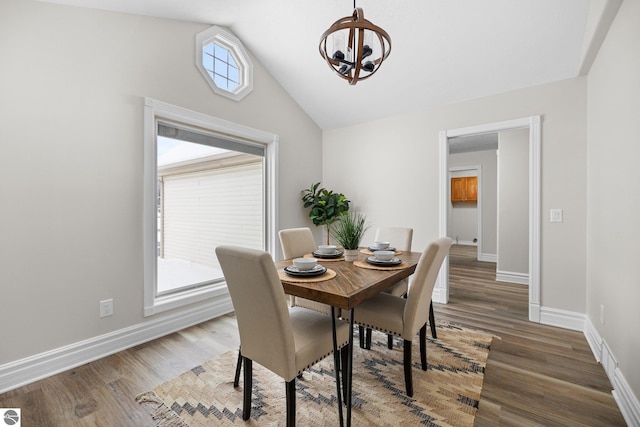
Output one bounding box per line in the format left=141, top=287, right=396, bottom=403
left=144, top=282, right=229, bottom=316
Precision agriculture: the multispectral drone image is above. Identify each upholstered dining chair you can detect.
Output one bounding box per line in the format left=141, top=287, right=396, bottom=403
left=362, top=227, right=418, bottom=348
left=279, top=227, right=333, bottom=316
left=366, top=226, right=438, bottom=344
left=232, top=227, right=331, bottom=389
left=374, top=226, right=414, bottom=296
left=216, top=245, right=350, bottom=427
left=353, top=237, right=453, bottom=397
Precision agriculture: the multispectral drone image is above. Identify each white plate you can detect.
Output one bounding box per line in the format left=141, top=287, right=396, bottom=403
left=365, top=256, right=402, bottom=266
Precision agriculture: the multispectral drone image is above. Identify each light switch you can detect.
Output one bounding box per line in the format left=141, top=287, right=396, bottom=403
left=550, top=209, right=563, bottom=223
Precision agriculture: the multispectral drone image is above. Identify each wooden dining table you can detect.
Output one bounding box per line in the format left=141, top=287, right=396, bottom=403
left=275, top=248, right=423, bottom=427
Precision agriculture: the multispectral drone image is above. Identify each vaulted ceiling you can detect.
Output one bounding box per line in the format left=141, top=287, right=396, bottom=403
left=41, top=0, right=618, bottom=130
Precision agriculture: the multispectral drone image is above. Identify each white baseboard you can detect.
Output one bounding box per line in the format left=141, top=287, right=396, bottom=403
left=540, top=306, right=585, bottom=331
left=0, top=296, right=234, bottom=394
left=612, top=367, right=640, bottom=427
left=528, top=302, right=541, bottom=323
left=455, top=240, right=477, bottom=246
left=583, top=317, right=640, bottom=427
left=478, top=253, right=497, bottom=262
left=584, top=316, right=602, bottom=363
left=495, top=270, right=529, bottom=285
left=431, top=285, right=445, bottom=304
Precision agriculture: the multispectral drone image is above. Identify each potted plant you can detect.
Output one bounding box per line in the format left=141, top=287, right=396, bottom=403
left=302, top=182, right=350, bottom=244
left=331, top=211, right=370, bottom=261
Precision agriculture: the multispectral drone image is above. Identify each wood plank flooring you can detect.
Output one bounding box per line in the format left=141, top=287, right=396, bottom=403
left=439, top=245, right=626, bottom=426
left=0, top=245, right=626, bottom=426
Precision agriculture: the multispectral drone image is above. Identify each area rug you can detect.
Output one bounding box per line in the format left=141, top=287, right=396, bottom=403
left=137, top=323, right=495, bottom=427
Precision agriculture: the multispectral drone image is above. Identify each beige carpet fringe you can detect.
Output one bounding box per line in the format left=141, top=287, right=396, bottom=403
left=136, top=391, right=190, bottom=427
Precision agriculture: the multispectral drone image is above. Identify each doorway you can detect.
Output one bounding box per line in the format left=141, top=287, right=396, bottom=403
left=437, top=116, right=541, bottom=323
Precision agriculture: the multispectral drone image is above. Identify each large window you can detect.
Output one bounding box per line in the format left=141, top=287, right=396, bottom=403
left=144, top=99, right=277, bottom=315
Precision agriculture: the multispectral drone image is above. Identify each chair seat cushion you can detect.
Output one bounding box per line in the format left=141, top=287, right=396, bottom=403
left=353, top=293, right=406, bottom=338
left=290, top=307, right=349, bottom=379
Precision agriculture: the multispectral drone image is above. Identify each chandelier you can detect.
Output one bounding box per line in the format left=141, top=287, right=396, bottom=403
left=319, top=3, right=391, bottom=85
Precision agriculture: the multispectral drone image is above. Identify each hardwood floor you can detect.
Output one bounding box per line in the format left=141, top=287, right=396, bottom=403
left=439, top=245, right=626, bottom=426
left=0, top=245, right=626, bottom=426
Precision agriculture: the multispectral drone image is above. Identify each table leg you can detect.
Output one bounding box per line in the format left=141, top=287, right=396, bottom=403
left=331, top=307, right=344, bottom=427
left=346, top=308, right=354, bottom=427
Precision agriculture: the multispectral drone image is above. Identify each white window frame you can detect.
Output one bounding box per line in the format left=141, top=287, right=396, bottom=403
left=143, top=98, right=278, bottom=316
left=196, top=26, right=254, bottom=102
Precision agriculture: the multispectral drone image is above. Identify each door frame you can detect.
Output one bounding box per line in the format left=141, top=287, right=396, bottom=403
left=437, top=116, right=541, bottom=322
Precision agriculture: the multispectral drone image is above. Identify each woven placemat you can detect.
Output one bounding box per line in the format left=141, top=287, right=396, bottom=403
left=278, top=268, right=337, bottom=283
left=360, top=249, right=403, bottom=256
left=353, top=259, right=409, bottom=271
left=303, top=253, right=345, bottom=262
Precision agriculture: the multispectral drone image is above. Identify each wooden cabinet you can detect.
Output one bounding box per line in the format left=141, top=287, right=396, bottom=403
left=451, top=176, right=477, bottom=202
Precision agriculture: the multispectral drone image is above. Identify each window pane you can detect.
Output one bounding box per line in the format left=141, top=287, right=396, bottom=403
left=203, top=43, right=214, bottom=56
left=203, top=53, right=214, bottom=72
left=214, top=74, right=228, bottom=90
left=214, top=58, right=227, bottom=76
left=227, top=54, right=238, bottom=69
left=157, top=134, right=264, bottom=296
left=215, top=44, right=229, bottom=62
left=228, top=66, right=239, bottom=84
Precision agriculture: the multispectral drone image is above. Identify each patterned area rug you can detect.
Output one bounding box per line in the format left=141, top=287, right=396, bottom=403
left=137, top=323, right=495, bottom=427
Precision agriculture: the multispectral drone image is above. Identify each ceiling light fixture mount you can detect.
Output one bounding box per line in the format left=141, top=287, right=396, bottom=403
left=319, top=2, right=391, bottom=85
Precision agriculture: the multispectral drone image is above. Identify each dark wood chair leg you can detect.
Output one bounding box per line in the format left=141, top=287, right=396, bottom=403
left=242, top=357, right=252, bottom=420
left=387, top=334, right=393, bottom=349
left=420, top=324, right=427, bottom=370
left=233, top=346, right=242, bottom=387
left=359, top=326, right=365, bottom=348
left=366, top=328, right=372, bottom=349
left=429, top=300, right=437, bottom=339
left=403, top=340, right=413, bottom=397
left=285, top=379, right=296, bottom=427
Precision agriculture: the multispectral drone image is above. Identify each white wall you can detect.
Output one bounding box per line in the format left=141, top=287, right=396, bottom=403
left=0, top=0, right=322, bottom=366
left=323, top=77, right=587, bottom=314
left=587, top=0, right=640, bottom=410
left=497, top=129, right=529, bottom=275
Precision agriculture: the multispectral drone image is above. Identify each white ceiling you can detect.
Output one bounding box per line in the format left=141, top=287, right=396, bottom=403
left=41, top=0, right=606, bottom=130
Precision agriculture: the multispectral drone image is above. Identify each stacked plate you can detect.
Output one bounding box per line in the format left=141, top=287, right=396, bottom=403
left=284, top=264, right=328, bottom=277
left=312, top=249, right=344, bottom=259
left=367, top=246, right=396, bottom=252
left=365, top=256, right=402, bottom=266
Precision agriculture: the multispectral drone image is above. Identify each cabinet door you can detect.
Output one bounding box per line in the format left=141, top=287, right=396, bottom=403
left=465, top=176, right=478, bottom=201
left=451, top=177, right=466, bottom=202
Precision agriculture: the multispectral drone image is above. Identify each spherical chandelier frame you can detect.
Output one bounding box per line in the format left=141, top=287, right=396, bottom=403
left=319, top=7, right=391, bottom=85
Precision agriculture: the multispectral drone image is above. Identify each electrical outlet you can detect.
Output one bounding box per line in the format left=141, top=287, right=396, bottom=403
left=550, top=208, right=563, bottom=223
left=600, top=304, right=605, bottom=325
left=100, top=299, right=114, bottom=318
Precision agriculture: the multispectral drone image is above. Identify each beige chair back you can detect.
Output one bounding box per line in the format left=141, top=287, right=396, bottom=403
left=374, top=227, right=413, bottom=252
left=402, top=237, right=453, bottom=338
left=279, top=227, right=333, bottom=314
left=215, top=245, right=296, bottom=380
left=279, top=227, right=317, bottom=259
